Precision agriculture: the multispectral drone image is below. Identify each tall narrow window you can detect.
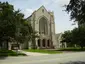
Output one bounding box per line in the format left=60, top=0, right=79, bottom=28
left=42, top=9, right=44, bottom=13
left=39, top=17, right=48, bottom=35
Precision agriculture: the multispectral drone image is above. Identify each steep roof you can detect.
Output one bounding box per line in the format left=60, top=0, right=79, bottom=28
left=56, top=33, right=62, bottom=39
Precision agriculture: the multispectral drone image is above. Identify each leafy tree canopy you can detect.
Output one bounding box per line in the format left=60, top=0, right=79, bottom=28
left=0, top=2, right=35, bottom=49
left=65, top=0, right=85, bottom=25
left=62, top=25, right=85, bottom=48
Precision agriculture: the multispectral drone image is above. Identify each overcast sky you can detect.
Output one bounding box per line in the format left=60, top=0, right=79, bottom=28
left=0, top=0, right=77, bottom=34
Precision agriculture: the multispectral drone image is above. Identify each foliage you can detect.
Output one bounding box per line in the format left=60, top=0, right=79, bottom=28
left=64, top=0, right=85, bottom=48
left=31, top=31, right=39, bottom=49
left=57, top=47, right=85, bottom=51
left=65, top=0, right=85, bottom=25
left=61, top=31, right=73, bottom=47
left=62, top=25, right=85, bottom=48
left=72, top=25, right=85, bottom=48
left=0, top=2, right=16, bottom=49
left=0, top=2, right=35, bottom=49
left=61, top=31, right=72, bottom=43
left=0, top=2, right=15, bottom=38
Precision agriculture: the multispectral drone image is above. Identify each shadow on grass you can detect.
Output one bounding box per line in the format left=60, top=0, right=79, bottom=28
left=61, top=61, right=85, bottom=64
left=0, top=56, right=8, bottom=60
left=0, top=50, right=27, bottom=60
left=0, top=50, right=9, bottom=60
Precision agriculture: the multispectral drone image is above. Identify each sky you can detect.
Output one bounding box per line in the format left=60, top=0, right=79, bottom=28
left=0, top=0, right=77, bottom=34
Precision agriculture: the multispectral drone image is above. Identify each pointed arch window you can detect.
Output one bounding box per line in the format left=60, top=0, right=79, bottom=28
left=39, top=17, right=48, bottom=35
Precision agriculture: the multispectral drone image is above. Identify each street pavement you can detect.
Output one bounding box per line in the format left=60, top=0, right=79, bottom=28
left=0, top=52, right=85, bottom=64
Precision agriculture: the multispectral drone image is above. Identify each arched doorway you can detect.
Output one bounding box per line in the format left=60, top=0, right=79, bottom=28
left=42, top=39, right=45, bottom=47
left=37, top=39, right=40, bottom=47
left=39, top=17, right=48, bottom=35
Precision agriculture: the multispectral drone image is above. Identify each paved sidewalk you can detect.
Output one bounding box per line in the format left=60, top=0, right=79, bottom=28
left=19, top=50, right=49, bottom=56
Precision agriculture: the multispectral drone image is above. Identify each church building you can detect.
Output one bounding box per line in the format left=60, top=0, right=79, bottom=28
left=25, top=6, right=57, bottom=49
left=7, top=6, right=60, bottom=50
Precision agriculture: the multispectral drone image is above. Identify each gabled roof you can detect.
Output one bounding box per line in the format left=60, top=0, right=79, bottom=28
left=37, top=5, right=47, bottom=11
left=56, top=33, right=62, bottom=39
left=27, top=5, right=54, bottom=19
left=35, top=5, right=49, bottom=14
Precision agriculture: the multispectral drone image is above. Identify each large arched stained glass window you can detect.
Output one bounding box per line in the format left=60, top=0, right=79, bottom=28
left=39, top=17, right=48, bottom=35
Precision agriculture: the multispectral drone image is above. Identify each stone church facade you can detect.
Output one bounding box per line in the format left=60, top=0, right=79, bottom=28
left=26, top=6, right=57, bottom=49
left=0, top=6, right=66, bottom=50
left=6, top=6, right=59, bottom=50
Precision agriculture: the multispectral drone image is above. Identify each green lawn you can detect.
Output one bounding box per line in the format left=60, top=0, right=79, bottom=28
left=0, top=50, right=27, bottom=57
left=24, top=47, right=85, bottom=54
left=57, top=47, right=85, bottom=51
left=24, top=49, right=62, bottom=54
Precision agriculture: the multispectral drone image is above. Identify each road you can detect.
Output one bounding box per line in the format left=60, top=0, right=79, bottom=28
left=0, top=52, right=85, bottom=64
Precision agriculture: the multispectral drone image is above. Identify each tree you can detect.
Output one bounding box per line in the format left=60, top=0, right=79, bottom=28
left=0, top=2, right=16, bottom=49
left=62, top=26, right=85, bottom=48
left=14, top=11, right=31, bottom=43
left=0, top=2, right=34, bottom=50
left=72, top=26, right=85, bottom=48
left=65, top=0, right=85, bottom=25
left=65, top=0, right=85, bottom=48
left=31, top=31, right=39, bottom=49
left=61, top=31, right=73, bottom=47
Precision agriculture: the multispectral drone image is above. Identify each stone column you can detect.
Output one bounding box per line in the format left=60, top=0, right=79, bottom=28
left=8, top=42, right=11, bottom=50
left=19, top=44, right=22, bottom=50
left=40, top=39, right=42, bottom=49
left=29, top=41, right=32, bottom=49
left=64, top=42, right=67, bottom=48
left=50, top=41, right=52, bottom=48
left=45, top=40, right=47, bottom=48
left=35, top=38, right=38, bottom=49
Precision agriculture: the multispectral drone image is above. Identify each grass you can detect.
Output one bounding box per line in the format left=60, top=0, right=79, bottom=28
left=0, top=50, right=27, bottom=57
left=24, top=47, right=85, bottom=54
left=24, top=49, right=62, bottom=54
left=57, top=47, right=85, bottom=51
